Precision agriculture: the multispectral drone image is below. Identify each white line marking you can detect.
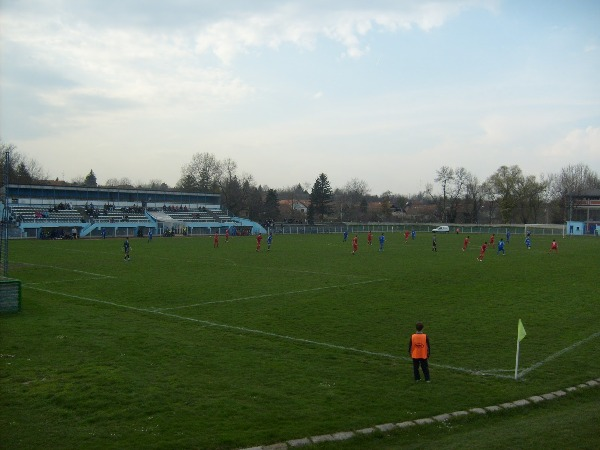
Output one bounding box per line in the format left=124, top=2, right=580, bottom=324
left=519, top=331, right=600, bottom=377
left=26, top=285, right=515, bottom=379
left=16, top=262, right=114, bottom=279
left=157, top=279, right=389, bottom=311
left=25, top=277, right=113, bottom=286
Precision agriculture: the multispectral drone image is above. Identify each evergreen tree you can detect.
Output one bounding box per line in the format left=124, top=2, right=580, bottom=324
left=84, top=170, right=98, bottom=187
left=264, top=189, right=280, bottom=221
left=309, top=173, right=333, bottom=222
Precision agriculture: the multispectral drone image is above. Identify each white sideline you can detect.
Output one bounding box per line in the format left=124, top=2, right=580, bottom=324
left=157, top=279, right=389, bottom=311
left=26, top=285, right=597, bottom=380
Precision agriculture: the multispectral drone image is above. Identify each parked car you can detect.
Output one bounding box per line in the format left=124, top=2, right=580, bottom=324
left=432, top=225, right=450, bottom=233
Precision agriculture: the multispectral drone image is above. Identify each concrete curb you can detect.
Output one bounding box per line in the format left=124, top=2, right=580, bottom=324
left=239, top=377, right=600, bottom=450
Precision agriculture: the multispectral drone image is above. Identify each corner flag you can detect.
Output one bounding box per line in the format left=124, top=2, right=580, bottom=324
left=517, top=319, right=527, bottom=342
left=515, top=319, right=527, bottom=380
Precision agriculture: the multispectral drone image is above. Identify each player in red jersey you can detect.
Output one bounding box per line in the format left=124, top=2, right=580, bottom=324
left=489, top=233, right=495, bottom=248
left=213, top=231, right=219, bottom=248
left=462, top=235, right=470, bottom=252
left=352, top=234, right=358, bottom=255
left=477, top=241, right=488, bottom=261
left=549, top=239, right=558, bottom=253
left=404, top=230, right=410, bottom=243
left=367, top=231, right=373, bottom=246
left=225, top=228, right=229, bottom=243
left=256, top=233, right=262, bottom=252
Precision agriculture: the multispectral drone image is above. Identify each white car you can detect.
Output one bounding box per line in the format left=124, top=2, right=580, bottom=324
left=432, top=225, right=450, bottom=233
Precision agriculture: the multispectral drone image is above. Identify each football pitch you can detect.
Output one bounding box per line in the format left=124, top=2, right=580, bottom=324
left=1, top=232, right=599, bottom=449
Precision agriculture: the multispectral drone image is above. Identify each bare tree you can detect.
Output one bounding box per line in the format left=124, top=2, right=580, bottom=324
left=434, top=166, right=454, bottom=222
left=0, top=142, right=47, bottom=186
left=177, top=152, right=223, bottom=193
left=446, top=167, right=470, bottom=223
left=464, top=173, right=482, bottom=223
left=547, top=163, right=600, bottom=221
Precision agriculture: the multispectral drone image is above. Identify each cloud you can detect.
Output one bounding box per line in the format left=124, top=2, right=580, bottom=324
left=186, top=2, right=494, bottom=63
left=544, top=126, right=600, bottom=159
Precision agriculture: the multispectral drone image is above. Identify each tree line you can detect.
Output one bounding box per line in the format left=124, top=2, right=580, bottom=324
left=1, top=142, right=598, bottom=225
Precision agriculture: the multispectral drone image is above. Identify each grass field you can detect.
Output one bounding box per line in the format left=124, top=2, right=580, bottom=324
left=1, top=231, right=599, bottom=449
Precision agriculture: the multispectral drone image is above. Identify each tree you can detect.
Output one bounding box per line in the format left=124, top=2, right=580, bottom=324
left=105, top=177, right=133, bottom=188
left=14, top=161, right=33, bottom=184
left=218, top=158, right=244, bottom=215
left=0, top=142, right=46, bottom=187
left=137, top=179, right=169, bottom=190
left=177, top=152, right=222, bottom=193
left=446, top=167, right=470, bottom=223
left=463, top=173, right=482, bottom=223
left=517, top=175, right=547, bottom=223
left=84, top=170, right=98, bottom=187
left=434, top=166, right=454, bottom=222
left=247, top=185, right=264, bottom=222
left=547, top=164, right=600, bottom=222
left=487, top=165, right=524, bottom=223
left=480, top=180, right=498, bottom=224
left=339, top=178, right=370, bottom=221
left=379, top=191, right=393, bottom=220
left=309, top=173, right=334, bottom=222
left=264, top=189, right=280, bottom=221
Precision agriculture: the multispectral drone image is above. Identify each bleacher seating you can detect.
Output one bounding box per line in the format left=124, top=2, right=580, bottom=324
left=95, top=208, right=148, bottom=223
left=210, top=209, right=233, bottom=222
left=9, top=205, right=84, bottom=223
left=168, top=210, right=214, bottom=222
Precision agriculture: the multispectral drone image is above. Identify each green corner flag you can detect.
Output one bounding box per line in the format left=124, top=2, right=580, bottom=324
left=515, top=319, right=527, bottom=380
left=518, top=319, right=527, bottom=342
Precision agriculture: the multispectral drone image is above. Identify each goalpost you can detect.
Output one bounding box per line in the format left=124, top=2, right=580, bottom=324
left=523, top=223, right=566, bottom=238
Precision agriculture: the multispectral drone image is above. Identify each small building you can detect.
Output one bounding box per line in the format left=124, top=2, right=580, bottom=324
left=566, top=221, right=585, bottom=236
left=569, top=189, right=600, bottom=235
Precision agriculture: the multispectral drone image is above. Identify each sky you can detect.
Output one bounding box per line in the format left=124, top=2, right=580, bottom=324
left=1, top=0, right=599, bottom=195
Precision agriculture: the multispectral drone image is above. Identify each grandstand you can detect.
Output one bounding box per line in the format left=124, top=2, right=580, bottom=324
left=0, top=184, right=265, bottom=238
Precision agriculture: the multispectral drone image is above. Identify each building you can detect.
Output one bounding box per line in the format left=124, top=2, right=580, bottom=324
left=1, top=184, right=264, bottom=238
left=569, top=189, right=600, bottom=235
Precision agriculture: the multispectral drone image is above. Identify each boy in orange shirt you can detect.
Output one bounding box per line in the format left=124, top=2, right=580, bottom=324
left=408, top=322, right=430, bottom=382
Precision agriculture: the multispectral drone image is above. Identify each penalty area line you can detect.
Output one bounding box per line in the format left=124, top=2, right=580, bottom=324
left=16, top=262, right=115, bottom=279
left=157, top=279, right=390, bottom=311
left=27, top=285, right=513, bottom=379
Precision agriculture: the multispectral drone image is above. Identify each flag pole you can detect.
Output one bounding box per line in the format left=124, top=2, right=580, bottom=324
left=515, top=319, right=526, bottom=380
left=514, top=339, right=520, bottom=380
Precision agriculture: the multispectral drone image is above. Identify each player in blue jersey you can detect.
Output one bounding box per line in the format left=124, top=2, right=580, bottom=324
left=497, top=238, right=505, bottom=255
left=379, top=233, right=385, bottom=252
left=343, top=230, right=348, bottom=242
left=525, top=236, right=531, bottom=249
left=267, top=232, right=273, bottom=251
left=411, top=229, right=416, bottom=240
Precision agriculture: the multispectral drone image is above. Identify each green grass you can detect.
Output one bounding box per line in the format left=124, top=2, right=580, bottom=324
left=1, top=232, right=599, bottom=449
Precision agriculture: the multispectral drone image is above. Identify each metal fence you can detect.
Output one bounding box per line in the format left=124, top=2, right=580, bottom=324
left=272, top=223, right=567, bottom=236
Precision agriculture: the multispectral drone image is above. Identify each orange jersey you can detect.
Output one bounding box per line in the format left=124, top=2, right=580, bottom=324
left=410, top=333, right=429, bottom=359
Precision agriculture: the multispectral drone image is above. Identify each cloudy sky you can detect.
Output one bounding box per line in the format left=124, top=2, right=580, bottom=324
left=1, top=0, right=598, bottom=195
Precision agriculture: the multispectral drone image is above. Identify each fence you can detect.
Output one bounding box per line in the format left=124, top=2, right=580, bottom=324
left=272, top=223, right=567, bottom=236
